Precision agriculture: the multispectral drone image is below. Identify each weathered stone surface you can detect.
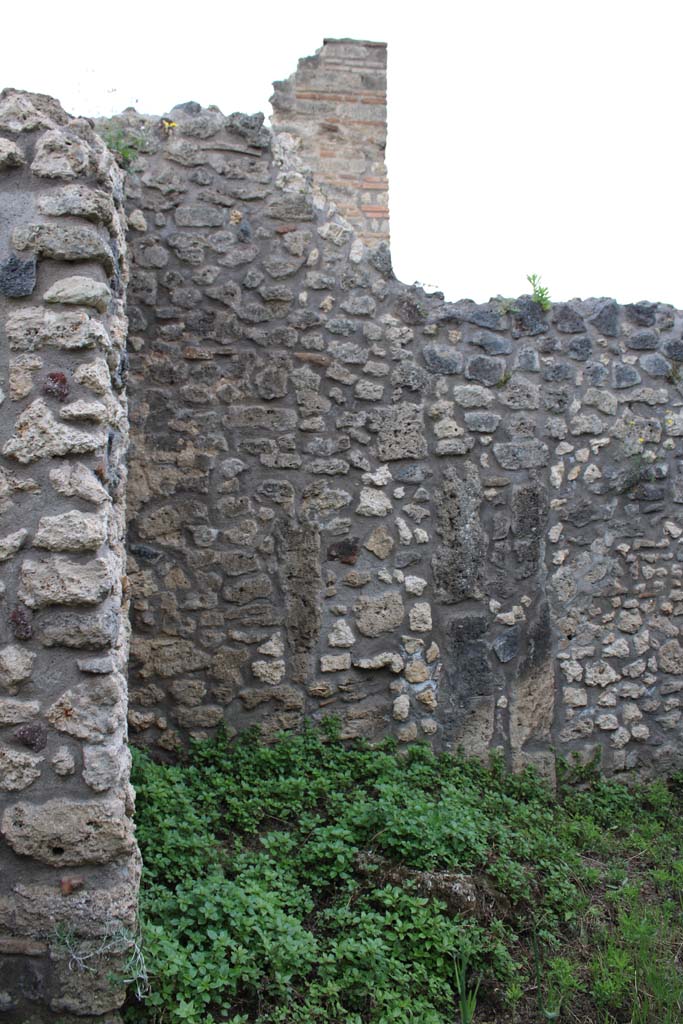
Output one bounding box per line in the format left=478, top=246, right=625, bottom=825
left=33, top=510, right=107, bottom=552
left=0, top=873, right=139, bottom=938
left=423, top=344, right=464, bottom=374
left=0, top=88, right=68, bottom=131
left=659, top=640, right=683, bottom=675
left=321, top=653, right=351, bottom=672
left=44, top=275, right=111, bottom=312
left=30, top=129, right=90, bottom=178
left=0, top=746, right=43, bottom=791
left=46, top=675, right=124, bottom=742
left=83, top=742, right=128, bottom=792
left=39, top=606, right=119, bottom=649
left=37, top=183, right=115, bottom=223
left=376, top=403, right=428, bottom=461
left=0, top=89, right=136, bottom=1015
left=1, top=795, right=134, bottom=865
left=132, top=636, right=211, bottom=678
left=3, top=66, right=673, bottom=818
left=432, top=465, right=484, bottom=603
left=356, top=487, right=392, bottom=516
left=409, top=602, right=432, bottom=632
left=510, top=605, right=554, bottom=770
left=452, top=384, right=494, bottom=408
left=0, top=647, right=35, bottom=693
left=364, top=526, right=394, bottom=559
left=493, top=439, right=549, bottom=469
left=0, top=138, right=25, bottom=168
left=249, top=658, right=285, bottom=686
left=18, top=556, right=114, bottom=608
left=327, top=619, right=355, bottom=648
left=465, top=354, right=506, bottom=385
left=5, top=307, right=109, bottom=352
left=0, top=699, right=40, bottom=725
left=13, top=223, right=114, bottom=273
left=353, top=651, right=405, bottom=673
left=0, top=529, right=28, bottom=562
left=49, top=946, right=129, bottom=1013
left=354, top=592, right=405, bottom=637
left=277, top=520, right=321, bottom=674
left=3, top=399, right=106, bottom=463
left=49, top=463, right=109, bottom=504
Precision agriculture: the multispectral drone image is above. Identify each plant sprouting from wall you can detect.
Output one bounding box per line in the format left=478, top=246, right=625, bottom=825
left=98, top=126, right=146, bottom=169
left=526, top=273, right=552, bottom=311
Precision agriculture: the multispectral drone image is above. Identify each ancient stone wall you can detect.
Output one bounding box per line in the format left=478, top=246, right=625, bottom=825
left=3, top=36, right=683, bottom=1019
left=0, top=89, right=138, bottom=1022
left=117, top=53, right=683, bottom=781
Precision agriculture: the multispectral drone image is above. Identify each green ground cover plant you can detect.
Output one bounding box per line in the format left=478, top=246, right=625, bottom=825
left=122, top=724, right=683, bottom=1024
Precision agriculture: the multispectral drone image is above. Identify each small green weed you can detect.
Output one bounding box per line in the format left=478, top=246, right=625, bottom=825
left=99, top=127, right=145, bottom=168
left=453, top=953, right=480, bottom=1023
left=526, top=272, right=552, bottom=311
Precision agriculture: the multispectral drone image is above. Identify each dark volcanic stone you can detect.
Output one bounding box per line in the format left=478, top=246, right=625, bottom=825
left=368, top=243, right=393, bottom=277
left=613, top=363, right=641, bottom=389
left=567, top=335, right=592, bottom=361
left=443, top=640, right=494, bottom=696
left=0, top=254, right=37, bottom=297
left=552, top=304, right=585, bottom=333
left=627, top=329, right=659, bottom=351
left=493, top=627, right=520, bottom=663
left=423, top=344, right=464, bottom=374
left=542, top=361, right=574, bottom=382
left=395, top=292, right=429, bottom=325
left=447, top=613, right=488, bottom=643
left=395, top=550, right=423, bottom=568
left=12, top=722, right=48, bottom=752
left=640, top=353, right=671, bottom=377
left=43, top=371, right=69, bottom=402
left=516, top=347, right=540, bottom=372
left=663, top=338, right=683, bottom=361
left=393, top=464, right=432, bottom=484
left=511, top=295, right=548, bottom=336
left=465, top=354, right=506, bottom=386
left=584, top=361, right=609, bottom=385
left=437, top=300, right=507, bottom=331
left=470, top=330, right=512, bottom=355
left=10, top=605, right=32, bottom=641
left=625, top=301, right=657, bottom=326
left=130, top=543, right=163, bottom=563
left=590, top=299, right=620, bottom=336
left=327, top=538, right=361, bottom=565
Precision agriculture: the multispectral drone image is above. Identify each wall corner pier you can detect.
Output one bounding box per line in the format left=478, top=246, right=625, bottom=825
left=0, top=87, right=139, bottom=1021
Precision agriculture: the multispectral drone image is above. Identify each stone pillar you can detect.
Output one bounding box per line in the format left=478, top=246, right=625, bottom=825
left=0, top=89, right=139, bottom=1021
left=271, top=38, right=389, bottom=245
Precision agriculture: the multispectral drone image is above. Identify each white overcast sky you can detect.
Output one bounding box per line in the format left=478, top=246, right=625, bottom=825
left=5, top=0, right=683, bottom=307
